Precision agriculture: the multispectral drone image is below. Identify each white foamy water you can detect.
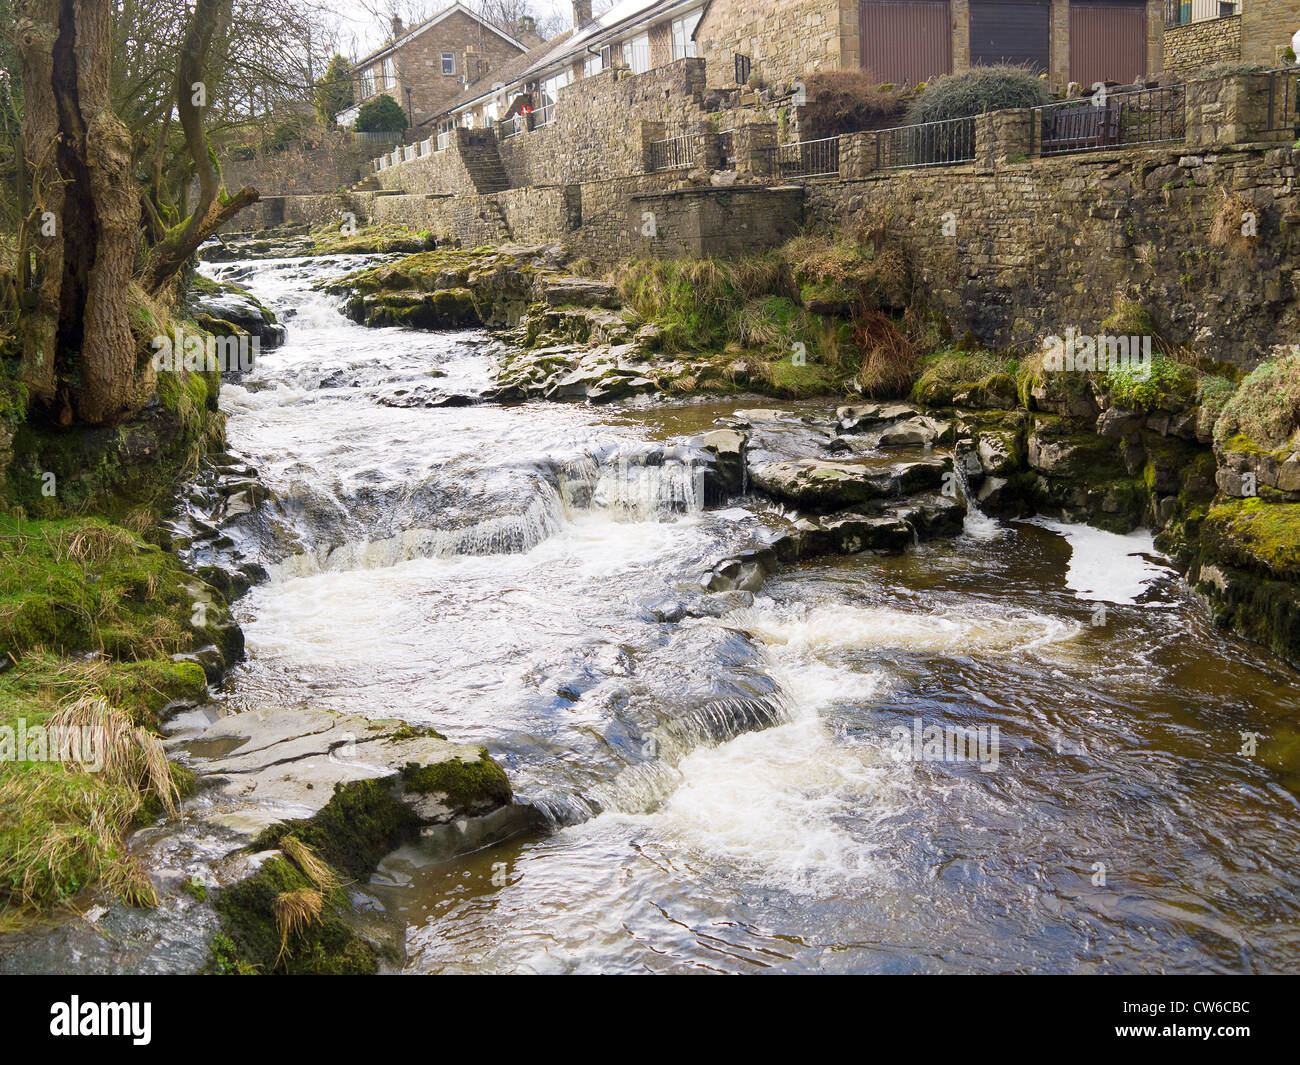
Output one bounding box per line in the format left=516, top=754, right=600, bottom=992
left=728, top=599, right=1082, bottom=656
left=1026, top=518, right=1173, bottom=604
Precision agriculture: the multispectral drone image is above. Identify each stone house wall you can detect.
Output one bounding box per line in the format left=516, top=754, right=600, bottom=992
left=695, top=0, right=857, bottom=88
left=1164, top=15, right=1243, bottom=79
left=1240, top=0, right=1300, bottom=67
left=356, top=10, right=526, bottom=121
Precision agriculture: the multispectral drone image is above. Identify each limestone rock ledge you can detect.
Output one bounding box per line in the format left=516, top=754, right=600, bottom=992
left=166, top=705, right=538, bottom=974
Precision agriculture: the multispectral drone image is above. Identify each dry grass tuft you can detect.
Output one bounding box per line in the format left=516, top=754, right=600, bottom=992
left=280, top=837, right=338, bottom=892
left=853, top=307, right=917, bottom=398
left=274, top=888, right=324, bottom=962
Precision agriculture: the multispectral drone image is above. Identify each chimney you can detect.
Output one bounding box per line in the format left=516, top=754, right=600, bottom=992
left=464, top=48, right=484, bottom=84
left=390, top=14, right=404, bottom=38
left=573, top=1, right=593, bottom=29
left=519, top=15, right=536, bottom=35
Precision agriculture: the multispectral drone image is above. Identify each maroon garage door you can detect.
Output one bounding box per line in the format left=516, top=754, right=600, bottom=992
left=1070, top=1, right=1148, bottom=88
left=860, top=1, right=953, bottom=87
left=969, top=0, right=1051, bottom=72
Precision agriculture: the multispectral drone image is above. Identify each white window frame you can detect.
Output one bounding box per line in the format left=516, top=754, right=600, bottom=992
left=442, top=51, right=456, bottom=75
left=672, top=12, right=700, bottom=61
left=623, top=33, right=650, bottom=75
left=382, top=57, right=395, bottom=89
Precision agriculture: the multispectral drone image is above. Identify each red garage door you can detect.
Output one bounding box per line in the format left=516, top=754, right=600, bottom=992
left=1070, top=1, right=1149, bottom=88
left=860, top=1, right=953, bottom=87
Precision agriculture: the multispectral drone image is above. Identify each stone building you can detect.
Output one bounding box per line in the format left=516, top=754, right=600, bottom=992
left=1165, top=2, right=1300, bottom=79
left=339, top=3, right=543, bottom=128
left=695, top=0, right=1167, bottom=93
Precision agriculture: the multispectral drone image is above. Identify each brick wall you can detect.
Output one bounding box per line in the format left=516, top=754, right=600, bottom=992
left=804, top=139, right=1300, bottom=369
left=214, top=133, right=371, bottom=196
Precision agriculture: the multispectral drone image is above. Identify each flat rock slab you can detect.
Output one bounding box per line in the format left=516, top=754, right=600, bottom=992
left=751, top=456, right=951, bottom=513
left=169, top=707, right=492, bottom=843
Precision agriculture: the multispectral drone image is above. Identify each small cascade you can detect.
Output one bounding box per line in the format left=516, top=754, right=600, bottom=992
left=257, top=446, right=711, bottom=581
left=950, top=451, right=1002, bottom=540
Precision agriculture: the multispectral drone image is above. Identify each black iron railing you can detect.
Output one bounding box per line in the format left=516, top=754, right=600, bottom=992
left=1267, top=68, right=1300, bottom=135
left=760, top=136, right=840, bottom=179
left=1036, top=84, right=1185, bottom=157
left=875, top=116, right=976, bottom=169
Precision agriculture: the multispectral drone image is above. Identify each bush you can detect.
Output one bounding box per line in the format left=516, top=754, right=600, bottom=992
left=906, top=64, right=1050, bottom=124
left=799, top=71, right=908, bottom=136
left=355, top=94, right=407, bottom=133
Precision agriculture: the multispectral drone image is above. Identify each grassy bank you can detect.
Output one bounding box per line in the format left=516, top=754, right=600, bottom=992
left=0, top=274, right=245, bottom=928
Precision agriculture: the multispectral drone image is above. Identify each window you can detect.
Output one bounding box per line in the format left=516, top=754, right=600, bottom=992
left=361, top=68, right=375, bottom=97
left=734, top=53, right=751, bottom=85
left=484, top=100, right=499, bottom=124
left=442, top=52, right=456, bottom=75
left=540, top=69, right=572, bottom=107
left=383, top=57, right=395, bottom=89
left=584, top=52, right=603, bottom=77
left=671, top=12, right=700, bottom=60
left=623, top=33, right=651, bottom=75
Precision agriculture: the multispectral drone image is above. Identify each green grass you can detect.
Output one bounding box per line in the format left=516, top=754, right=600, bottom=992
left=1213, top=349, right=1300, bottom=451
left=911, top=348, right=1018, bottom=405
left=0, top=515, right=232, bottom=660
left=0, top=517, right=226, bottom=917
left=1101, top=354, right=1201, bottom=413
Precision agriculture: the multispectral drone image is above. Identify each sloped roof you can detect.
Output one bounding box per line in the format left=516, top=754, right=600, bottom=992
left=352, top=2, right=526, bottom=70
left=433, top=0, right=707, bottom=119
left=419, top=30, right=578, bottom=127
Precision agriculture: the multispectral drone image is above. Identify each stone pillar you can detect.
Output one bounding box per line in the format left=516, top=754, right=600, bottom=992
left=640, top=120, right=666, bottom=172
left=839, top=132, right=879, bottom=179
left=1185, top=73, right=1290, bottom=149
left=1050, top=0, right=1069, bottom=94
left=736, top=122, right=778, bottom=180
left=951, top=0, right=971, bottom=74
left=695, top=122, right=721, bottom=171
left=976, top=108, right=1035, bottom=168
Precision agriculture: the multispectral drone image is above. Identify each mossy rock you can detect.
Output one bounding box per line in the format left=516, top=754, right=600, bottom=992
left=399, top=749, right=512, bottom=812
left=212, top=855, right=378, bottom=975
left=1200, top=498, right=1300, bottom=581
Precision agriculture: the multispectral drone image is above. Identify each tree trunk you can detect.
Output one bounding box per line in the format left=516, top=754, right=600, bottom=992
left=16, top=0, right=144, bottom=425
left=139, top=0, right=258, bottom=300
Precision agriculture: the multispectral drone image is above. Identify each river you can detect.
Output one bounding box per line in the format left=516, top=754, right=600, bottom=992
left=16, top=250, right=1297, bottom=975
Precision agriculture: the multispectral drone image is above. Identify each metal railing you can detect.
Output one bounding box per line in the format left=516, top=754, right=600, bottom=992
left=875, top=117, right=975, bottom=170
left=350, top=130, right=405, bottom=146
left=1164, top=0, right=1237, bottom=28
left=501, top=114, right=526, bottom=139
left=760, top=135, right=840, bottom=179
left=1036, top=84, right=1185, bottom=156
left=437, top=130, right=451, bottom=151
left=534, top=103, right=556, bottom=128
left=1267, top=67, right=1300, bottom=135
left=649, top=133, right=702, bottom=171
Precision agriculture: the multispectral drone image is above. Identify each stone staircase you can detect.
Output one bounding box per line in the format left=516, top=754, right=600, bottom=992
left=460, top=130, right=511, bottom=194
